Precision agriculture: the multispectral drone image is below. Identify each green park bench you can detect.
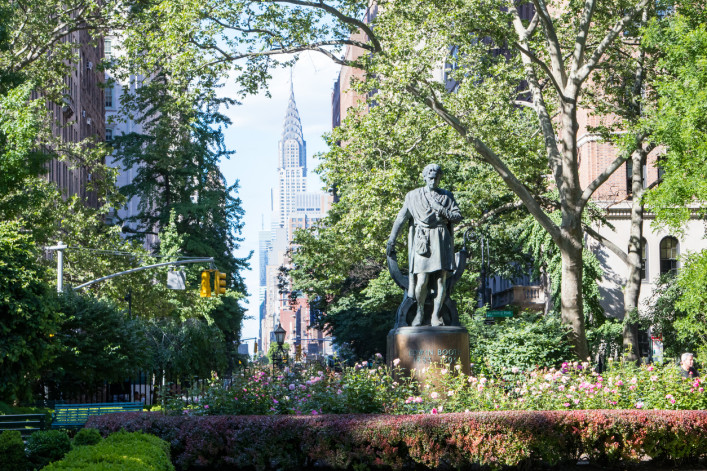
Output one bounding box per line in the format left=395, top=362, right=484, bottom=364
left=0, top=414, right=47, bottom=439
left=51, top=402, right=143, bottom=430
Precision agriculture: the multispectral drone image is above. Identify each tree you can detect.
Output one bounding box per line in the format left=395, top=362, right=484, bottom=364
left=0, top=221, right=60, bottom=402
left=42, top=291, right=150, bottom=394
left=639, top=6, right=707, bottom=362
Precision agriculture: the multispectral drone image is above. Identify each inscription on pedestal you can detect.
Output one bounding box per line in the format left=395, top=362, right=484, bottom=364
left=387, top=326, right=470, bottom=378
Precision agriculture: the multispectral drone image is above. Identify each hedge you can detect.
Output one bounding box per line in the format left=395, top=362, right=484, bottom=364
left=43, top=430, right=173, bottom=471
left=88, top=410, right=707, bottom=470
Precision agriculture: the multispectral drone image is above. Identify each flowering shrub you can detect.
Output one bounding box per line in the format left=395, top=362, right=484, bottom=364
left=159, top=357, right=707, bottom=416
left=88, top=410, right=707, bottom=470
left=161, top=357, right=420, bottom=416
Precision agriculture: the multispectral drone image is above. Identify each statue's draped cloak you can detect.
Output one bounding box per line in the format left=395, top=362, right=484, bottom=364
left=402, top=187, right=460, bottom=274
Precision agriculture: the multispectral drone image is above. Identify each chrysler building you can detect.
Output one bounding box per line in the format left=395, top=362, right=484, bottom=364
left=275, top=81, right=307, bottom=232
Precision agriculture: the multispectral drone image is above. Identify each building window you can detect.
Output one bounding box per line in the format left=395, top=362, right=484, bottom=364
left=105, top=128, right=113, bottom=142
left=659, top=236, right=679, bottom=275
left=104, top=39, right=112, bottom=59
left=640, top=238, right=647, bottom=280
left=105, top=86, right=113, bottom=108
left=626, top=160, right=646, bottom=196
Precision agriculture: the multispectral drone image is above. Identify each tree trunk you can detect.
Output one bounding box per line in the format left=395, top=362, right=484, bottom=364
left=623, top=147, right=647, bottom=362
left=560, top=238, right=590, bottom=360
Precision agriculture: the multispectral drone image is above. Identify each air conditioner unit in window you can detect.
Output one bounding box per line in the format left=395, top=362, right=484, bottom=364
left=86, top=117, right=92, bottom=125
left=87, top=61, right=93, bottom=70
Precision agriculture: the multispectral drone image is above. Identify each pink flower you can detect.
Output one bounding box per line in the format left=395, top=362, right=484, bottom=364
left=431, top=408, right=438, bottom=414
left=337, top=389, right=343, bottom=395
left=311, top=410, right=318, bottom=415
left=616, top=380, right=624, bottom=386
left=647, top=365, right=654, bottom=372
left=393, top=358, right=401, bottom=367
left=204, top=405, right=209, bottom=409
left=670, top=398, right=676, bottom=404
left=630, top=377, right=637, bottom=385
left=650, top=375, right=658, bottom=381
left=273, top=399, right=279, bottom=404
left=447, top=390, right=454, bottom=397
left=563, top=402, right=571, bottom=407
left=440, top=369, right=448, bottom=375
left=430, top=391, right=439, bottom=399
left=635, top=401, right=643, bottom=409
left=288, top=384, right=295, bottom=391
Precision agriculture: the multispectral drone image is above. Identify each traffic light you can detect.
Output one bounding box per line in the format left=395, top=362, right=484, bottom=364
left=295, top=344, right=302, bottom=361
left=214, top=270, right=227, bottom=295
left=253, top=342, right=258, bottom=354
left=200, top=271, right=211, bottom=297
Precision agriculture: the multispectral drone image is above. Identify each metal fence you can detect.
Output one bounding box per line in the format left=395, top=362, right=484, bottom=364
left=33, top=371, right=214, bottom=407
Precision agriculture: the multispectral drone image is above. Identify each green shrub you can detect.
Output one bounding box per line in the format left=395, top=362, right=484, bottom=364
left=72, top=428, right=102, bottom=447
left=0, top=430, right=27, bottom=471
left=44, top=431, right=173, bottom=471
left=25, top=430, right=71, bottom=469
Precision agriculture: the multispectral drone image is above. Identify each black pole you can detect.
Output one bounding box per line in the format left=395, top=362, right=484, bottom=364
left=125, top=289, right=132, bottom=317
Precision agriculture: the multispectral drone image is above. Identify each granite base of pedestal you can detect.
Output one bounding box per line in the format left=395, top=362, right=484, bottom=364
left=387, top=326, right=470, bottom=378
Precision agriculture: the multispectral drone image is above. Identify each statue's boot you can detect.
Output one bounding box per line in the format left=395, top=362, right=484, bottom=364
left=431, top=313, right=444, bottom=327
left=411, top=309, right=424, bottom=326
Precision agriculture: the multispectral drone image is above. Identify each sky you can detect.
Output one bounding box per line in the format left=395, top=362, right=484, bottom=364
left=218, top=52, right=341, bottom=346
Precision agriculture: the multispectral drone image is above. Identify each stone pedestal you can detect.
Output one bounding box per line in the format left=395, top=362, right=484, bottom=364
left=387, top=326, right=470, bottom=377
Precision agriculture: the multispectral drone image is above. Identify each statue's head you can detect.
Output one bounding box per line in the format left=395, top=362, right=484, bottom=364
left=422, top=164, right=442, bottom=189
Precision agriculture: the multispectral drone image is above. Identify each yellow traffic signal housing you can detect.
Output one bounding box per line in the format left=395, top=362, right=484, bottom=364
left=253, top=342, right=258, bottom=354
left=295, top=344, right=302, bottom=361
left=214, top=270, right=227, bottom=296
left=200, top=271, right=212, bottom=297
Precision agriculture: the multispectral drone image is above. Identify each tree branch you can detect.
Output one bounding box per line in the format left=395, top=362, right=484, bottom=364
left=405, top=83, right=563, bottom=244
left=512, top=42, right=564, bottom=96
left=583, top=224, right=629, bottom=265
left=570, top=0, right=596, bottom=76
left=263, top=0, right=382, bottom=53
left=511, top=8, right=564, bottom=192
left=574, top=0, right=651, bottom=84
left=531, top=0, right=567, bottom=89
left=579, top=132, right=652, bottom=207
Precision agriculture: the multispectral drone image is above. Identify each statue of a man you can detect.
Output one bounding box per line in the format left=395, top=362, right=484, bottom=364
left=386, top=164, right=463, bottom=327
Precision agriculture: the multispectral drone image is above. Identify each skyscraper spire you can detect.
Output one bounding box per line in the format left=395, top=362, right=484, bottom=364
left=275, top=79, right=307, bottom=229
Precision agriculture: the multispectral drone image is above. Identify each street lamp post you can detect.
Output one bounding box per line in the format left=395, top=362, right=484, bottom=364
left=273, top=323, right=287, bottom=369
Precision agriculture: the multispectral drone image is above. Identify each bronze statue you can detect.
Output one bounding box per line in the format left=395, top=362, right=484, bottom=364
left=386, top=164, right=464, bottom=327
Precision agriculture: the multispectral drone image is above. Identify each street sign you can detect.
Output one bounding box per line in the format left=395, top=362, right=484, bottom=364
left=486, top=310, right=513, bottom=318
left=167, top=270, right=186, bottom=289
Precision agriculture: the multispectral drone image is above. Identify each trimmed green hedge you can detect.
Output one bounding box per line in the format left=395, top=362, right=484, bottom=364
left=43, top=431, right=173, bottom=471
left=88, top=410, right=707, bottom=470
left=26, top=430, right=71, bottom=469
left=0, top=430, right=28, bottom=471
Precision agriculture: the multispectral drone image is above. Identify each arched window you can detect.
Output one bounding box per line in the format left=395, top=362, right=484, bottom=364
left=660, top=236, right=679, bottom=275
left=640, top=238, right=647, bottom=280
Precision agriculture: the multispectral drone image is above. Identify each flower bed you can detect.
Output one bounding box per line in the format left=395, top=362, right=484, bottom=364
left=160, top=359, right=707, bottom=416
left=88, top=410, right=707, bottom=470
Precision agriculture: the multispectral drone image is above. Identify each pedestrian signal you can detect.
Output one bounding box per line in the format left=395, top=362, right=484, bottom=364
left=200, top=271, right=211, bottom=297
